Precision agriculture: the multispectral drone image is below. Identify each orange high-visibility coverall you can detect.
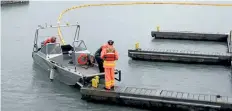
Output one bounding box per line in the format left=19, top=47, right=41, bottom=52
left=44, top=37, right=56, bottom=46
left=101, top=45, right=119, bottom=90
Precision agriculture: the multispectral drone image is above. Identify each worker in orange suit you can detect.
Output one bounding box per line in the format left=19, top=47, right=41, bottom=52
left=94, top=43, right=109, bottom=73
left=101, top=40, right=119, bottom=90
left=43, top=36, right=56, bottom=46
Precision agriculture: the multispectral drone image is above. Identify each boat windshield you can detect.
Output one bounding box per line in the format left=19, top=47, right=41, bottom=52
left=46, top=43, right=62, bottom=55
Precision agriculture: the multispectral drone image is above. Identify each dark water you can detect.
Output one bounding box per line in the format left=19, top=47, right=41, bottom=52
left=1, top=1, right=232, bottom=111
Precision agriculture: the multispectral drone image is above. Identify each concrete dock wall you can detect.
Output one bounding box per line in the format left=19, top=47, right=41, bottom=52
left=151, top=31, right=228, bottom=41
left=128, top=49, right=231, bottom=65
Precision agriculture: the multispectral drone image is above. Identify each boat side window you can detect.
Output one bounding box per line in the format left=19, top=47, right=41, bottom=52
left=40, top=45, right=47, bottom=54
left=46, top=43, right=62, bottom=54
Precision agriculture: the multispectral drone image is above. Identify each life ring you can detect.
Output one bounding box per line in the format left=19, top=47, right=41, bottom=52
left=77, top=53, right=88, bottom=65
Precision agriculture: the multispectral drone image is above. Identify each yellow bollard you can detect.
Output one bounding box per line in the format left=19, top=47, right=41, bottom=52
left=94, top=76, right=99, bottom=84
left=157, top=26, right=160, bottom=32
left=91, top=78, right=98, bottom=88
left=135, top=42, right=139, bottom=50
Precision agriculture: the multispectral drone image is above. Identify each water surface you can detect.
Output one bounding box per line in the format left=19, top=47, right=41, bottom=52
left=1, top=1, right=232, bottom=111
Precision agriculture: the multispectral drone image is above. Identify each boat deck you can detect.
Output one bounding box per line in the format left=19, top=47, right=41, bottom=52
left=55, top=54, right=100, bottom=77
left=81, top=84, right=232, bottom=110
left=62, top=57, right=100, bottom=77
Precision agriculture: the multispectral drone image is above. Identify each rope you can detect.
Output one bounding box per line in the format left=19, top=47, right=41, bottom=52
left=57, top=2, right=232, bottom=45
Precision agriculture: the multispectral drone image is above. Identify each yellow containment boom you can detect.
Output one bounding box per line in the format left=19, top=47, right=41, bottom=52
left=57, top=1, right=232, bottom=45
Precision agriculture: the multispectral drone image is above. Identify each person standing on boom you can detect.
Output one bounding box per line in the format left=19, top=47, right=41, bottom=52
left=101, top=40, right=119, bottom=90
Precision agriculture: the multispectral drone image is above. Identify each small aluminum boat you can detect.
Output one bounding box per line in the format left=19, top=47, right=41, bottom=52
left=32, top=23, right=121, bottom=87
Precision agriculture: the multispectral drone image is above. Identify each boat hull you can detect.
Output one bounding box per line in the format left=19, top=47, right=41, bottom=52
left=32, top=52, right=82, bottom=85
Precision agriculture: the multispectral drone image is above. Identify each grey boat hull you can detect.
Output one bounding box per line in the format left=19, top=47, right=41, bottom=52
left=31, top=23, right=121, bottom=87
left=32, top=52, right=82, bottom=85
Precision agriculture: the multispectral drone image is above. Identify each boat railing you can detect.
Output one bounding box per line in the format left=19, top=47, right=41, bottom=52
left=33, top=22, right=80, bottom=52
left=72, top=40, right=87, bottom=52
left=36, top=23, right=79, bottom=30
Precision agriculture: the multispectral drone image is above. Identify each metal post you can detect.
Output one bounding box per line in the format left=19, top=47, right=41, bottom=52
left=115, top=70, right=121, bottom=81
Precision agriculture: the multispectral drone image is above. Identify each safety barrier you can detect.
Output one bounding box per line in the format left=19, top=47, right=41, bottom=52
left=57, top=2, right=232, bottom=45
